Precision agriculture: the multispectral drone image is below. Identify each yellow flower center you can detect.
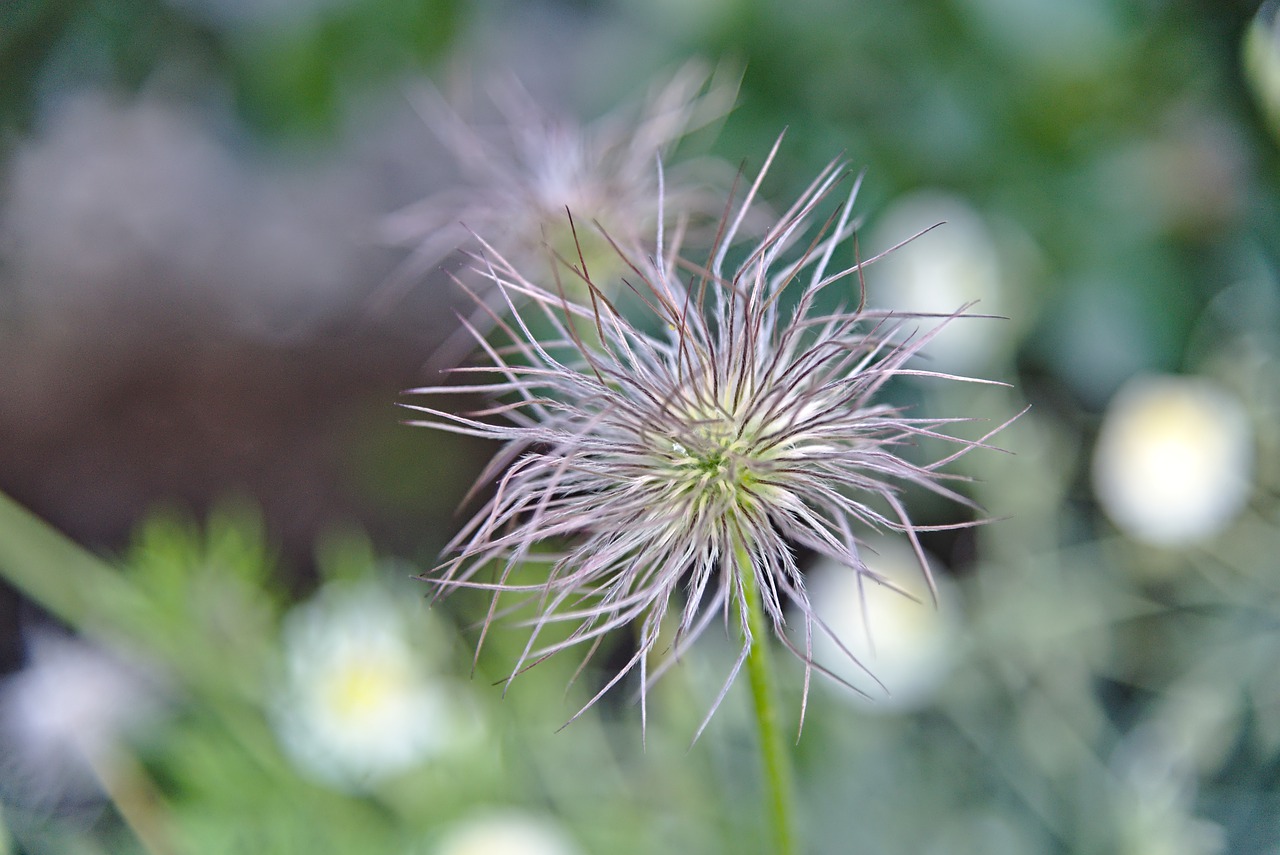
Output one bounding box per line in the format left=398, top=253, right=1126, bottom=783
left=322, top=655, right=410, bottom=725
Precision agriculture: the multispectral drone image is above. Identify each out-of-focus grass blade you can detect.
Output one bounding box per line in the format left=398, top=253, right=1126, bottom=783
left=0, top=491, right=142, bottom=634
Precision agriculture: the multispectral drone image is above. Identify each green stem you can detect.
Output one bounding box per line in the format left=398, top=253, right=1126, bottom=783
left=736, top=540, right=798, bottom=855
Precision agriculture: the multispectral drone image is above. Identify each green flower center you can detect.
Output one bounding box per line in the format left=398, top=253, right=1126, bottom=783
left=668, top=417, right=768, bottom=511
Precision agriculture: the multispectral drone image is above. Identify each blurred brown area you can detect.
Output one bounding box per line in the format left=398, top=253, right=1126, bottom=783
left=0, top=89, right=488, bottom=659
left=0, top=311, right=440, bottom=558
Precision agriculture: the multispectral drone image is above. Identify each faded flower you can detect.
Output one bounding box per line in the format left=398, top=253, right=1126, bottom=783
left=271, top=580, right=468, bottom=791
left=378, top=63, right=738, bottom=329
left=405, top=137, right=1015, bottom=732
left=430, top=810, right=585, bottom=855
left=1092, top=374, right=1252, bottom=547
left=867, top=191, right=1011, bottom=373
left=0, top=629, right=166, bottom=811
left=806, top=538, right=962, bottom=713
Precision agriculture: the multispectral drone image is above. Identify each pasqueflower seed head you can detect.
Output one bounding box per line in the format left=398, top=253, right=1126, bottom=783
left=403, top=135, right=1018, bottom=736
left=380, top=62, right=739, bottom=320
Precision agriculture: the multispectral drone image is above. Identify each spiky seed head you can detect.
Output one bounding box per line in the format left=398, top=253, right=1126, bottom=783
left=403, top=136, right=1019, bottom=736
left=378, top=62, right=741, bottom=327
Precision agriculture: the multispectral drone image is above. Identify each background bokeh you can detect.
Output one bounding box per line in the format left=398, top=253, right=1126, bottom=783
left=1, top=0, right=1278, bottom=852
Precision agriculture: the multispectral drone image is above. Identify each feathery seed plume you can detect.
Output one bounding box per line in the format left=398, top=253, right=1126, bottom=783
left=404, top=136, right=1018, bottom=735
left=380, top=62, right=739, bottom=327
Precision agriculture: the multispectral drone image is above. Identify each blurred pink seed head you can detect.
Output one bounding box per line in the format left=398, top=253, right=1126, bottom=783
left=378, top=62, right=743, bottom=363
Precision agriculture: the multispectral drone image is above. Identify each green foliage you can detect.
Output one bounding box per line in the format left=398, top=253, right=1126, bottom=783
left=0, top=0, right=461, bottom=140
left=0, top=496, right=740, bottom=853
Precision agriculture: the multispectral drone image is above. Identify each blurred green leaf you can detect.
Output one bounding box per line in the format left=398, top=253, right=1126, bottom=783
left=229, top=0, right=462, bottom=137
left=0, top=490, right=143, bottom=633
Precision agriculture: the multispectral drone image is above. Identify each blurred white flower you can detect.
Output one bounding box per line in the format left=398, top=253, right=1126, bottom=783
left=1092, top=375, right=1252, bottom=547
left=805, top=539, right=962, bottom=713
left=0, top=630, right=165, bottom=811
left=431, top=811, right=584, bottom=855
left=1246, top=0, right=1280, bottom=142
left=868, top=192, right=1007, bottom=373
left=272, top=581, right=465, bottom=791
